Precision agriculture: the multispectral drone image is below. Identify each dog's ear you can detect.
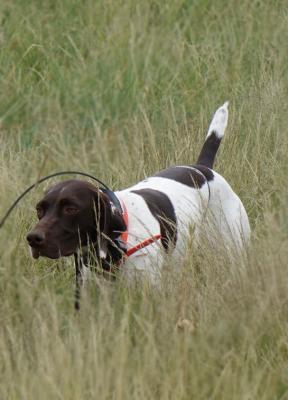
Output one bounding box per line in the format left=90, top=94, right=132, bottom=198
left=91, top=191, right=126, bottom=260
left=98, top=192, right=126, bottom=234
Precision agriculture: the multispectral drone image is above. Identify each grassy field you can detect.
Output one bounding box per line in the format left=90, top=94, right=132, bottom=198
left=1, top=0, right=288, bottom=398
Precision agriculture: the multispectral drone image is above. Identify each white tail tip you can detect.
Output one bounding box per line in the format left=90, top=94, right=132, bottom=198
left=207, top=101, right=229, bottom=139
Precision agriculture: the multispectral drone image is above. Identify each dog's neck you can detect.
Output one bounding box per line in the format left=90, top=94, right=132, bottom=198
left=80, top=191, right=127, bottom=268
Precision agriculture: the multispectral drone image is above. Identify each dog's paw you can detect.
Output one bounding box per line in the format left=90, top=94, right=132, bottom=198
left=207, top=101, right=229, bottom=139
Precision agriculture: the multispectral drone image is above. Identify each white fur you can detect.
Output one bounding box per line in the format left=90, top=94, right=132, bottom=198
left=207, top=101, right=229, bottom=139
left=116, top=176, right=210, bottom=279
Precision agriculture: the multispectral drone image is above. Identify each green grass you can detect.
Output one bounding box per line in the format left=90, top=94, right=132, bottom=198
left=1, top=0, right=288, bottom=398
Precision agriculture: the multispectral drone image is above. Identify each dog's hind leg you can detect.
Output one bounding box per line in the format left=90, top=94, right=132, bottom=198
left=197, top=101, right=229, bottom=169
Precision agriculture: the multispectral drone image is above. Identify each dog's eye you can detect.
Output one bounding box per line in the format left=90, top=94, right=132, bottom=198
left=36, top=207, right=44, bottom=220
left=63, top=207, right=79, bottom=216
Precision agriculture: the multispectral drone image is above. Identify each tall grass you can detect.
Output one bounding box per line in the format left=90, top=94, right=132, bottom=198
left=0, top=0, right=288, bottom=398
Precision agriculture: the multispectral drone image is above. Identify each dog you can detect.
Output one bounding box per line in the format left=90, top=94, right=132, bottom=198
left=27, top=102, right=250, bottom=308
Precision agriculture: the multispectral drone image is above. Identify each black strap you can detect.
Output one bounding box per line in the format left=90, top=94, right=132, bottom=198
left=191, top=164, right=211, bottom=203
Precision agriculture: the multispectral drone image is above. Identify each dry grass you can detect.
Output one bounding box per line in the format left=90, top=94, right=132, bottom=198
left=0, top=0, right=288, bottom=398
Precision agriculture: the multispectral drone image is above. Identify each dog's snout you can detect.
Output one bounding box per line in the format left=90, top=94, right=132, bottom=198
left=26, top=231, right=45, bottom=247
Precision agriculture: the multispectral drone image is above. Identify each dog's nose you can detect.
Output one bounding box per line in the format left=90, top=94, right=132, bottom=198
left=26, top=231, right=45, bottom=247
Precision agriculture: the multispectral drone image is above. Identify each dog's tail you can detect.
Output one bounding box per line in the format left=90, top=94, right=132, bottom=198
left=196, top=101, right=229, bottom=169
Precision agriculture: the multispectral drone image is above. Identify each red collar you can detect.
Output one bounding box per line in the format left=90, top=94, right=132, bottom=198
left=119, top=199, right=161, bottom=259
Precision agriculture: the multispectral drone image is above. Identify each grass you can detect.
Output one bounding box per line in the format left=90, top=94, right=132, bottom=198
left=1, top=0, right=288, bottom=398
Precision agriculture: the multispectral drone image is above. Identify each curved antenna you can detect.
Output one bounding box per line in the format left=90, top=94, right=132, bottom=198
left=0, top=171, right=111, bottom=229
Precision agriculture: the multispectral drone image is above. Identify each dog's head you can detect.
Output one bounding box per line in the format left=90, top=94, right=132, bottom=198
left=26, top=180, right=126, bottom=259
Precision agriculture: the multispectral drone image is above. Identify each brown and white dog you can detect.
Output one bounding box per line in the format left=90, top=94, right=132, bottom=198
left=27, top=102, right=250, bottom=308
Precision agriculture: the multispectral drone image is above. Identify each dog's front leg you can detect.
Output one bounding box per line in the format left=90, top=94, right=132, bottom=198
left=74, top=253, right=86, bottom=311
